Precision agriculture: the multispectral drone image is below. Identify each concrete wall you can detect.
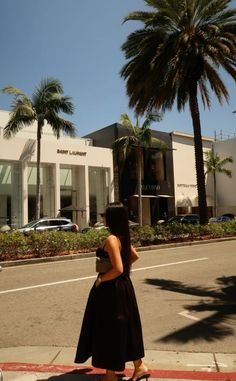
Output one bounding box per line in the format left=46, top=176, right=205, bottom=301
left=213, top=137, right=236, bottom=215
left=171, top=131, right=214, bottom=213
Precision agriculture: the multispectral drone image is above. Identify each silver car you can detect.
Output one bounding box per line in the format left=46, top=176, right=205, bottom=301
left=17, top=217, right=79, bottom=233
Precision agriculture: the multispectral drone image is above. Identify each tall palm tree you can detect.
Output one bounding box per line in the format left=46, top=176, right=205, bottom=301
left=204, top=149, right=233, bottom=216
left=2, top=77, right=76, bottom=219
left=121, top=0, right=236, bottom=224
left=113, top=113, right=167, bottom=226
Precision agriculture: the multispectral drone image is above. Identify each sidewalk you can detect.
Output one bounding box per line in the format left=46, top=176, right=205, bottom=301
left=0, top=347, right=236, bottom=381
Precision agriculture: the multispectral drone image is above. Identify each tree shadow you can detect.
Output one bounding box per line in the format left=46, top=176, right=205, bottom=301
left=145, top=275, right=236, bottom=343
left=37, top=370, right=126, bottom=381
left=37, top=371, right=100, bottom=381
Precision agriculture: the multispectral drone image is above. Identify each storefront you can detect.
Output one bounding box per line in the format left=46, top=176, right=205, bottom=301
left=0, top=110, right=114, bottom=229
left=171, top=131, right=214, bottom=216
left=84, top=123, right=175, bottom=224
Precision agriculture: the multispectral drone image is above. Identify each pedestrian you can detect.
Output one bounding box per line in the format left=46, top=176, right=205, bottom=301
left=75, top=202, right=149, bottom=381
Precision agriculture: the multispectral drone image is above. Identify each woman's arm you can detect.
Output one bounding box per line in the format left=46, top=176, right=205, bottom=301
left=130, top=244, right=139, bottom=263
left=95, top=235, right=123, bottom=287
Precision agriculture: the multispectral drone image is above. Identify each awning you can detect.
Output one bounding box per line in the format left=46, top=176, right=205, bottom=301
left=58, top=205, right=86, bottom=216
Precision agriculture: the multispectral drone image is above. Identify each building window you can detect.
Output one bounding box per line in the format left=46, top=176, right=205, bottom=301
left=0, top=161, right=22, bottom=228
left=149, top=150, right=165, bottom=181
left=89, top=167, right=110, bottom=224
left=28, top=164, right=55, bottom=221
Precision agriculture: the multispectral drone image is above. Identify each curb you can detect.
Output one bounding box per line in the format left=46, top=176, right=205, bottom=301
left=1, top=363, right=236, bottom=381
left=1, top=236, right=236, bottom=268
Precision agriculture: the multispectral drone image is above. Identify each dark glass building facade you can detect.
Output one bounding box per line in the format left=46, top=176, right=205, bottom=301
left=84, top=123, right=175, bottom=224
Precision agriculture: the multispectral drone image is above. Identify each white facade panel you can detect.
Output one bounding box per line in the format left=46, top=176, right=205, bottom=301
left=171, top=131, right=214, bottom=214
left=0, top=110, right=114, bottom=229
left=213, top=138, right=236, bottom=215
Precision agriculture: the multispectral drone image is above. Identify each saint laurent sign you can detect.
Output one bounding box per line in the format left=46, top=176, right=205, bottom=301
left=57, top=149, right=87, bottom=156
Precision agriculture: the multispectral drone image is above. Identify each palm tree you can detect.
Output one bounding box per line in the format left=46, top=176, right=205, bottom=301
left=121, top=0, right=236, bottom=224
left=204, top=149, right=233, bottom=216
left=113, top=113, right=167, bottom=226
left=2, top=77, right=76, bottom=219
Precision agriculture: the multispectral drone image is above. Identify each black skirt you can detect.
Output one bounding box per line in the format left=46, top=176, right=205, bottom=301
left=74, top=275, right=145, bottom=371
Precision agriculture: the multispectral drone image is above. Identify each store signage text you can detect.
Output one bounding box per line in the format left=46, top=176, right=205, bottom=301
left=177, top=184, right=197, bottom=188
left=57, top=149, right=87, bottom=156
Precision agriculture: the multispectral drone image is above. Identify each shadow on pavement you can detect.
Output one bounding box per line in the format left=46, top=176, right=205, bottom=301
left=38, top=371, right=100, bottom=381
left=145, top=275, right=236, bottom=343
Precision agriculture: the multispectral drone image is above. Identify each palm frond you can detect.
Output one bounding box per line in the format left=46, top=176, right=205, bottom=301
left=32, top=77, right=64, bottom=107
left=45, top=93, right=75, bottom=115
left=121, top=0, right=236, bottom=117
left=3, top=96, right=35, bottom=139
left=1, top=86, right=26, bottom=96
left=45, top=112, right=76, bottom=138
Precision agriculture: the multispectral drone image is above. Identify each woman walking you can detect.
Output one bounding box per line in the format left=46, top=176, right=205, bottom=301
left=75, top=202, right=149, bottom=381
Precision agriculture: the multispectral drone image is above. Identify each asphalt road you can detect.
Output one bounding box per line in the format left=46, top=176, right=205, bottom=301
left=0, top=240, right=235, bottom=353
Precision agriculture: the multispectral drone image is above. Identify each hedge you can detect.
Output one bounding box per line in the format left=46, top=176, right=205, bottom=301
left=0, top=220, right=236, bottom=261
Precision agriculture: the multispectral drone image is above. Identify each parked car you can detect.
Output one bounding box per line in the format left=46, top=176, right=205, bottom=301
left=209, top=214, right=234, bottom=224
left=81, top=220, right=139, bottom=233
left=0, top=224, right=11, bottom=233
left=17, top=217, right=79, bottom=234
left=220, top=213, right=235, bottom=220
left=166, top=214, right=200, bottom=225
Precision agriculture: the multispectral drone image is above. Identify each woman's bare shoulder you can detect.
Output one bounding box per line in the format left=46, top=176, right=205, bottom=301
left=105, top=234, right=121, bottom=248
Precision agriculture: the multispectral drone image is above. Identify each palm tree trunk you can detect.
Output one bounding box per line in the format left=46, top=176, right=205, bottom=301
left=36, top=121, right=42, bottom=220
left=189, top=82, right=208, bottom=225
left=137, top=147, right=143, bottom=226
left=213, top=170, right=217, bottom=217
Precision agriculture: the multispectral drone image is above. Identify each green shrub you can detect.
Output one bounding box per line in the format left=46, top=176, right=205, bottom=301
left=77, top=229, right=109, bottom=249
left=0, top=232, right=28, bottom=260
left=130, top=225, right=155, bottom=246
left=153, top=224, right=172, bottom=242
left=0, top=220, right=236, bottom=262
left=32, top=231, right=72, bottom=256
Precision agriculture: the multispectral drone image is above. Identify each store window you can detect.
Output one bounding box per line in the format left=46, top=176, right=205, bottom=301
left=149, top=150, right=165, bottom=181
left=0, top=161, right=22, bottom=228
left=28, top=164, right=55, bottom=221
left=60, top=165, right=83, bottom=223
left=89, top=167, right=110, bottom=224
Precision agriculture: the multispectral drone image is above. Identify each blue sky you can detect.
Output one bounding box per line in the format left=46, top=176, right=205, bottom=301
left=0, top=0, right=235, bottom=139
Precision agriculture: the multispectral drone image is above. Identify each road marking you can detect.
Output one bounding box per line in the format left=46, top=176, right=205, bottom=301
left=179, top=310, right=200, bottom=321
left=132, top=257, right=208, bottom=273
left=0, top=257, right=208, bottom=295
left=0, top=275, right=97, bottom=295
left=179, top=308, right=233, bottom=328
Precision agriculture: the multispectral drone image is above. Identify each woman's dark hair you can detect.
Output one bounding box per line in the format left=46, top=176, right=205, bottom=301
left=105, top=202, right=131, bottom=276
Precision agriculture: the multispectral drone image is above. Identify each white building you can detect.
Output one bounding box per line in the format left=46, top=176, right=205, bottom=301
left=0, top=110, right=114, bottom=229
left=213, top=137, right=236, bottom=216
left=171, top=131, right=214, bottom=216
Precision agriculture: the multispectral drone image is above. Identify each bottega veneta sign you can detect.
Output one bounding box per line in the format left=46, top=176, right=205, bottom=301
left=57, top=149, right=87, bottom=156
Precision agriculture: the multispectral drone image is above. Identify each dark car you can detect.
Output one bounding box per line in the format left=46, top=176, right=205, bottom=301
left=167, top=214, right=200, bottom=225
left=81, top=220, right=139, bottom=233
left=17, top=217, right=79, bottom=233
left=209, top=214, right=235, bottom=224
left=221, top=213, right=235, bottom=220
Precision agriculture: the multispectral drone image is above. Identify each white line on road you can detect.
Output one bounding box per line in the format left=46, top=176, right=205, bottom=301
left=179, top=308, right=233, bottom=328
left=179, top=309, right=201, bottom=321
left=0, top=257, right=208, bottom=295
left=132, top=257, right=208, bottom=273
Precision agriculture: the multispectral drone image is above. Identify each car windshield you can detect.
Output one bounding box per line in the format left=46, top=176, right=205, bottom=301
left=20, top=220, right=38, bottom=228
left=168, top=216, right=183, bottom=222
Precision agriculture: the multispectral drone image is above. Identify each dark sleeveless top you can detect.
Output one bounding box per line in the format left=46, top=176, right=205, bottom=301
left=96, top=246, right=109, bottom=259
